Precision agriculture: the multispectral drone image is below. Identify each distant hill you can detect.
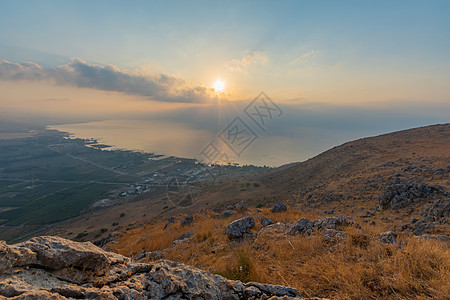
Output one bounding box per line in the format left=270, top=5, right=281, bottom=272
left=190, top=123, right=450, bottom=233
left=47, top=124, right=449, bottom=241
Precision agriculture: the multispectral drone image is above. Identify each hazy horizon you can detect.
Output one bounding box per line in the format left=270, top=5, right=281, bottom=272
left=1, top=1, right=449, bottom=165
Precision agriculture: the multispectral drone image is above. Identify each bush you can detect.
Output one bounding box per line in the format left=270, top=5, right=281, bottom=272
left=75, top=232, right=88, bottom=239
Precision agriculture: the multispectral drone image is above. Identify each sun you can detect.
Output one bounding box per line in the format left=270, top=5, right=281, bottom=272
left=212, top=80, right=225, bottom=93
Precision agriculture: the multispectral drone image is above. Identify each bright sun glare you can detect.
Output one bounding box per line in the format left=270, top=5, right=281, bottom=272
left=212, top=80, right=225, bottom=93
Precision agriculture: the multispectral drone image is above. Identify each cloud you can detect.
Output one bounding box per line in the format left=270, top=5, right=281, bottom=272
left=0, top=58, right=213, bottom=103
left=291, top=50, right=318, bottom=65
left=0, top=60, right=45, bottom=80
left=226, top=52, right=268, bottom=72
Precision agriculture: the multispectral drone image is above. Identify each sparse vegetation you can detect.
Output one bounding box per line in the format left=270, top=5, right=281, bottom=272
left=217, top=252, right=252, bottom=283
left=75, top=232, right=88, bottom=239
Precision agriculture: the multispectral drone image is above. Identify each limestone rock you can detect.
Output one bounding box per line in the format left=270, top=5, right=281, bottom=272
left=0, top=236, right=310, bottom=299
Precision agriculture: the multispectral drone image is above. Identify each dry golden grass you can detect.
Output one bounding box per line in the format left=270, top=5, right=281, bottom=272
left=111, top=208, right=450, bottom=299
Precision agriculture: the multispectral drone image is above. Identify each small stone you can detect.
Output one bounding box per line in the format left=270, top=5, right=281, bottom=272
left=226, top=217, right=255, bottom=239
left=377, top=231, right=398, bottom=244
left=286, top=218, right=313, bottom=235
left=181, top=215, right=194, bottom=226
left=271, top=203, right=287, bottom=213
left=261, top=217, right=275, bottom=227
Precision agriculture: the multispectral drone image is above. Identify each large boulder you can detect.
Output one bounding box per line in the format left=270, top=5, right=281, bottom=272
left=15, top=235, right=128, bottom=271
left=226, top=217, right=255, bottom=239
left=0, top=236, right=311, bottom=299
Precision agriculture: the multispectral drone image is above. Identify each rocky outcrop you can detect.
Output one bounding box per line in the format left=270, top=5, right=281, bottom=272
left=379, top=178, right=447, bottom=210
left=287, top=216, right=352, bottom=236
left=0, top=236, right=314, bottom=299
left=226, top=217, right=255, bottom=239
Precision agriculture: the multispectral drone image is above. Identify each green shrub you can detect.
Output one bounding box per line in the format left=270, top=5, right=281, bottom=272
left=217, top=252, right=252, bottom=283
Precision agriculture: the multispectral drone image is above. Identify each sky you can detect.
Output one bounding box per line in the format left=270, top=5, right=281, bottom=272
left=0, top=0, right=449, bottom=165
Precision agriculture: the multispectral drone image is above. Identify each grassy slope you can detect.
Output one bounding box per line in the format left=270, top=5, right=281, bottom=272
left=111, top=208, right=450, bottom=300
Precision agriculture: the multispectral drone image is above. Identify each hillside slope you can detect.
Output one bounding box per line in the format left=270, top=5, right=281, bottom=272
left=195, top=123, right=449, bottom=232
left=47, top=124, right=449, bottom=243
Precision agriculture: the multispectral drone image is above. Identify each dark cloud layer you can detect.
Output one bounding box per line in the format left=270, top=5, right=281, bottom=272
left=0, top=58, right=212, bottom=103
